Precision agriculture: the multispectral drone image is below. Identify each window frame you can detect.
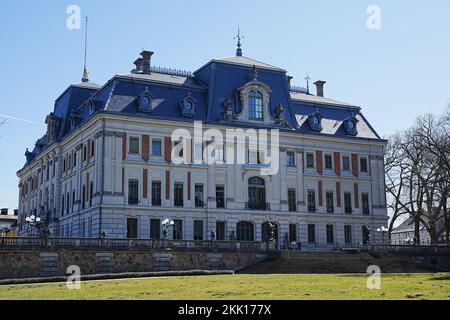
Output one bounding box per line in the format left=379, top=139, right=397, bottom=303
left=324, top=153, right=333, bottom=171
left=248, top=90, right=264, bottom=121
left=128, top=136, right=140, bottom=155
left=305, top=152, right=315, bottom=169
left=151, top=139, right=162, bottom=157
left=174, top=182, right=184, bottom=207
left=342, top=155, right=351, bottom=172
left=128, top=179, right=139, bottom=205
left=359, top=156, right=369, bottom=173
left=286, top=150, right=296, bottom=167
left=344, top=192, right=352, bottom=214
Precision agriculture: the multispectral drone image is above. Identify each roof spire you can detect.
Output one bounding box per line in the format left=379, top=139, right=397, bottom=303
left=234, top=26, right=243, bottom=56
left=304, top=73, right=311, bottom=94
left=81, top=16, right=90, bottom=83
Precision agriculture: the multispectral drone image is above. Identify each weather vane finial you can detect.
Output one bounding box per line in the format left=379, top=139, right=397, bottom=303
left=234, top=26, right=243, bottom=57
left=305, top=73, right=311, bottom=94
left=81, top=16, right=90, bottom=83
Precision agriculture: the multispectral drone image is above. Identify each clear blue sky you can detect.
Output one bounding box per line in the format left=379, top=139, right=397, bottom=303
left=1, top=0, right=450, bottom=211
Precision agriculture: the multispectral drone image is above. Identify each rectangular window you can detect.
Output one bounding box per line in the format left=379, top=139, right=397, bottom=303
left=216, top=221, right=225, bottom=240
left=216, top=185, right=225, bottom=208
left=173, top=140, right=183, bottom=158
left=174, top=182, right=184, bottom=207
left=214, top=144, right=224, bottom=162
left=286, top=151, right=295, bottom=166
left=344, top=192, right=352, bottom=214
left=72, top=190, right=75, bottom=212
left=52, top=160, right=56, bottom=177
left=360, top=157, right=368, bottom=173
left=324, top=154, right=333, bottom=170
left=288, top=188, right=296, bottom=212
left=344, top=225, right=352, bottom=244
left=82, top=185, right=86, bottom=210
left=326, top=225, right=334, bottom=244
left=90, top=140, right=95, bottom=157
left=289, top=224, right=297, bottom=243
left=128, top=179, right=139, bottom=205
left=73, top=153, right=77, bottom=167
left=89, top=182, right=93, bottom=206
left=61, top=196, right=65, bottom=216
left=308, top=224, right=316, bottom=243
left=307, top=189, right=316, bottom=212
left=127, top=218, right=138, bottom=239
left=83, top=145, right=87, bottom=162
left=326, top=192, right=334, bottom=213
left=152, top=139, right=162, bottom=156
left=151, top=181, right=162, bottom=206
left=342, top=155, right=350, bottom=171
left=129, top=137, right=139, bottom=154
left=150, top=219, right=161, bottom=240
left=195, top=184, right=204, bottom=208
left=306, top=153, right=315, bottom=168
left=194, top=220, right=204, bottom=240
left=194, top=142, right=203, bottom=162
left=362, top=193, right=370, bottom=214
left=173, top=219, right=183, bottom=240
left=248, top=149, right=258, bottom=164
left=66, top=193, right=70, bottom=215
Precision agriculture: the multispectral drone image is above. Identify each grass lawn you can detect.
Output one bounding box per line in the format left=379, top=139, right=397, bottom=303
left=0, top=274, right=449, bottom=300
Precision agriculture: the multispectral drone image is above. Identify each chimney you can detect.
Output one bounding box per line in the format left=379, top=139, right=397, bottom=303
left=132, top=57, right=144, bottom=74
left=13, top=209, right=18, bottom=216
left=287, top=75, right=293, bottom=88
left=313, top=80, right=326, bottom=97
left=140, top=50, right=153, bottom=74
left=1, top=208, right=8, bottom=215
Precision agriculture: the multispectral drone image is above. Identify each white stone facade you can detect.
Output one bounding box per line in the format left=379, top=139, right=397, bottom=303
left=17, top=113, right=388, bottom=250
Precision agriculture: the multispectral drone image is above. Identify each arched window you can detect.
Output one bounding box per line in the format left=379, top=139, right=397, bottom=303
left=248, top=90, right=263, bottom=120
left=236, top=221, right=254, bottom=241
left=248, top=177, right=266, bottom=210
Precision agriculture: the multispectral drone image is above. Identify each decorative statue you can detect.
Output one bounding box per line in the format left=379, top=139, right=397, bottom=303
left=274, top=103, right=290, bottom=127
left=220, top=98, right=237, bottom=121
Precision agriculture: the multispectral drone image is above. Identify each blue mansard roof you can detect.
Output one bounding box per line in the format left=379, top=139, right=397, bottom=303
left=23, top=51, right=383, bottom=165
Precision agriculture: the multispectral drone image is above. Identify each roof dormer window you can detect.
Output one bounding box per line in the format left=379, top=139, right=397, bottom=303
left=344, top=114, right=358, bottom=136
left=248, top=90, right=263, bottom=121
left=138, top=87, right=154, bottom=113
left=307, top=109, right=322, bottom=132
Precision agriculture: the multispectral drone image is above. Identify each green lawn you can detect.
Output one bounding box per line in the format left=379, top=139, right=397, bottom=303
left=0, top=274, right=449, bottom=300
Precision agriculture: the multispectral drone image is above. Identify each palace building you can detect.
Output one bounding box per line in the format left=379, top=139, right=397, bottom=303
left=17, top=39, right=388, bottom=250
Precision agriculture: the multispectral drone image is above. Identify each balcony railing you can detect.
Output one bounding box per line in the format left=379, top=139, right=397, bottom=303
left=0, top=237, right=268, bottom=253
left=245, top=202, right=270, bottom=211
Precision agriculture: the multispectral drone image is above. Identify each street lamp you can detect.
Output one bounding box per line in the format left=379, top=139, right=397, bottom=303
left=376, top=226, right=389, bottom=244
left=161, top=218, right=174, bottom=240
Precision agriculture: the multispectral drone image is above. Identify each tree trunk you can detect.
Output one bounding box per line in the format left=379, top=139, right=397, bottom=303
left=414, top=215, right=421, bottom=244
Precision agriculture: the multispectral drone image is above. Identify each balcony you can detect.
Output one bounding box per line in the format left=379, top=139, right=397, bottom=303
left=326, top=206, right=334, bottom=213
left=308, top=205, right=316, bottom=213
left=245, top=202, right=270, bottom=211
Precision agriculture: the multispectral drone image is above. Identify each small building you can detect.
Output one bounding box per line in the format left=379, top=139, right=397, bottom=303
left=391, top=216, right=445, bottom=245
left=0, top=208, right=18, bottom=237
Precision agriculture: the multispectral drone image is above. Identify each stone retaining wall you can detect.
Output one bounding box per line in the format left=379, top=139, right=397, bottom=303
left=0, top=249, right=267, bottom=280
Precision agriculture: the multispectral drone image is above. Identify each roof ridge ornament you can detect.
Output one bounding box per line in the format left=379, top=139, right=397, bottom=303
left=81, top=16, right=90, bottom=83
left=234, top=26, right=243, bottom=57
left=252, top=64, right=258, bottom=81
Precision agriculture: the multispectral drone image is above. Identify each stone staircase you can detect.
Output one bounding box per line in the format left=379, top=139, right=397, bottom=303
left=240, top=251, right=436, bottom=274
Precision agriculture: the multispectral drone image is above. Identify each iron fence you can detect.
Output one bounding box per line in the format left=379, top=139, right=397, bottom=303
left=0, top=237, right=268, bottom=253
